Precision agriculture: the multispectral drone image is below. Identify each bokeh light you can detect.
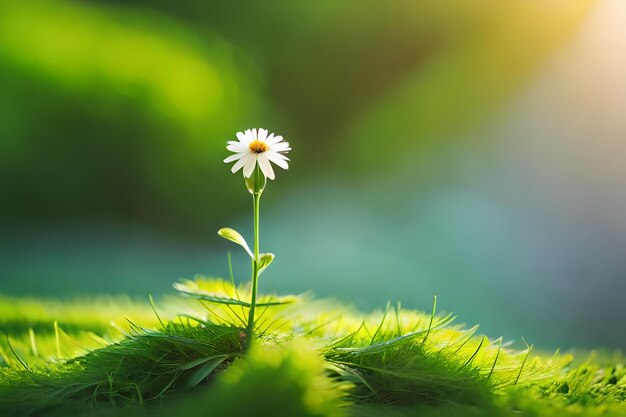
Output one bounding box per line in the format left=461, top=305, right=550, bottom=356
left=1, top=0, right=624, bottom=351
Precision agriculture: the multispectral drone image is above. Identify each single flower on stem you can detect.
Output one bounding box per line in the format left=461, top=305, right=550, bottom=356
left=220, top=127, right=290, bottom=348
left=224, top=128, right=291, bottom=180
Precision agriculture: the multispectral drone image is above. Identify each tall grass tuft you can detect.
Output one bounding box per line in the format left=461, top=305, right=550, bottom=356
left=0, top=278, right=624, bottom=417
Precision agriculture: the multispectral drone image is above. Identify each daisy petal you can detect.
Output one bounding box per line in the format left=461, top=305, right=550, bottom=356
left=267, top=152, right=289, bottom=170
left=243, top=155, right=258, bottom=178
left=227, top=144, right=248, bottom=153
left=242, top=130, right=253, bottom=143
left=266, top=134, right=282, bottom=146
left=231, top=153, right=254, bottom=174
left=224, top=153, right=245, bottom=163
left=268, top=152, right=289, bottom=161
left=236, top=132, right=246, bottom=142
left=271, top=142, right=291, bottom=152
left=258, top=154, right=275, bottom=180
left=258, top=128, right=268, bottom=141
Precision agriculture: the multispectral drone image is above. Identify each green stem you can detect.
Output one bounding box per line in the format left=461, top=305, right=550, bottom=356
left=246, top=171, right=262, bottom=348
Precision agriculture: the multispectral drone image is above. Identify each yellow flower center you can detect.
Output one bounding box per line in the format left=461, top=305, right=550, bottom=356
left=249, top=140, right=269, bottom=153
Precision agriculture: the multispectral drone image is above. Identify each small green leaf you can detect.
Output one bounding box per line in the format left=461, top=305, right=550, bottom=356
left=178, top=355, right=230, bottom=389
left=255, top=301, right=294, bottom=307
left=254, top=294, right=300, bottom=307
left=217, top=228, right=253, bottom=258
left=258, top=252, right=275, bottom=275
left=178, top=355, right=227, bottom=371
left=174, top=285, right=251, bottom=307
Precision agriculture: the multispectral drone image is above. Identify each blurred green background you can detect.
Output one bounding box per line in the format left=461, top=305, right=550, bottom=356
left=1, top=0, right=625, bottom=350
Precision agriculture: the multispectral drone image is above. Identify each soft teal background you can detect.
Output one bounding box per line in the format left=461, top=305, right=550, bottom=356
left=1, top=1, right=625, bottom=350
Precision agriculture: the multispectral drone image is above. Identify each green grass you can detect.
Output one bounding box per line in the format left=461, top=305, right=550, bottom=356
left=0, top=277, right=624, bottom=417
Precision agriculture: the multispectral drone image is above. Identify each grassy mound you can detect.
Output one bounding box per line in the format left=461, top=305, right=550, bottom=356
left=0, top=278, right=624, bottom=417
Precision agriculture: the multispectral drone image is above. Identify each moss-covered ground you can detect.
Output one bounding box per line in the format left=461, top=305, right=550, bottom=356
left=1, top=278, right=624, bottom=417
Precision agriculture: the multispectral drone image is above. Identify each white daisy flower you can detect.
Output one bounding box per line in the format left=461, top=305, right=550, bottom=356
left=224, top=128, right=291, bottom=180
